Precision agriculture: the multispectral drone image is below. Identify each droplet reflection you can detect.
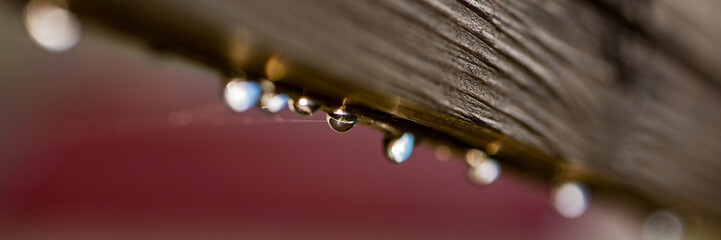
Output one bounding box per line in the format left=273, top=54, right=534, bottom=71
left=259, top=93, right=289, bottom=113
left=384, top=132, right=415, bottom=164
left=326, top=108, right=356, bottom=133
left=224, top=79, right=261, bottom=113
left=553, top=182, right=590, bottom=218
left=24, top=0, right=81, bottom=52
left=288, top=97, right=319, bottom=116
left=468, top=158, right=500, bottom=185
left=642, top=210, right=684, bottom=240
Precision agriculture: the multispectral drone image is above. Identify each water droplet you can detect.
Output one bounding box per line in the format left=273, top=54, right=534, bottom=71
left=265, top=55, right=286, bottom=81
left=468, top=158, right=500, bottom=185
left=384, top=132, right=415, bottom=164
left=259, top=79, right=276, bottom=92
left=24, top=0, right=81, bottom=52
left=326, top=108, right=356, bottom=133
left=643, top=210, right=684, bottom=240
left=465, top=149, right=487, bottom=167
left=224, top=79, right=261, bottom=113
left=486, top=140, right=501, bottom=155
left=553, top=182, right=590, bottom=218
left=434, top=145, right=452, bottom=161
left=258, top=92, right=289, bottom=113
left=288, top=96, right=319, bottom=116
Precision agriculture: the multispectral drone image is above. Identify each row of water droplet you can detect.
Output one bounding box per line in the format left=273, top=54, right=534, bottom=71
left=223, top=76, right=415, bottom=165
left=21, top=0, right=688, bottom=236
left=217, top=55, right=688, bottom=238
left=224, top=76, right=598, bottom=218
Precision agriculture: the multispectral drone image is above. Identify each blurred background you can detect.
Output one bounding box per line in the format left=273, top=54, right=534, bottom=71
left=0, top=2, right=656, bottom=239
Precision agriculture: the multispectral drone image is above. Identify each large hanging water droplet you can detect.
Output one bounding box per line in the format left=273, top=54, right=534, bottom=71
left=326, top=108, right=356, bottom=133
left=24, top=0, right=81, bottom=52
left=553, top=182, right=590, bottom=218
left=288, top=96, right=319, bottom=116
left=258, top=92, right=289, bottom=113
left=467, top=158, right=500, bottom=186
left=224, top=79, right=261, bottom=113
left=384, top=132, right=415, bottom=164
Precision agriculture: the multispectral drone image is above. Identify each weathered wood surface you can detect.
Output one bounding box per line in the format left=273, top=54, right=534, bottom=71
left=43, top=0, right=721, bottom=221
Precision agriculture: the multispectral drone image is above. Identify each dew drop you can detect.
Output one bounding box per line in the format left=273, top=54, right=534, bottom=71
left=259, top=79, right=276, bottom=92
left=259, top=92, right=289, bottom=113
left=642, top=210, right=684, bottom=240
left=265, top=55, right=286, bottom=81
left=24, top=0, right=81, bottom=52
left=384, top=132, right=415, bottom=164
left=326, top=108, right=356, bottom=133
left=467, top=158, right=500, bottom=185
left=288, top=96, right=319, bottom=116
left=465, top=148, right=487, bottom=167
left=486, top=140, right=502, bottom=155
left=434, top=145, right=452, bottom=161
left=224, top=79, right=261, bottom=113
left=553, top=182, right=590, bottom=218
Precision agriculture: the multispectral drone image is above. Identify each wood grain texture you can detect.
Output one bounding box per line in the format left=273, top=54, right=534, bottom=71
left=54, top=0, right=721, bottom=222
